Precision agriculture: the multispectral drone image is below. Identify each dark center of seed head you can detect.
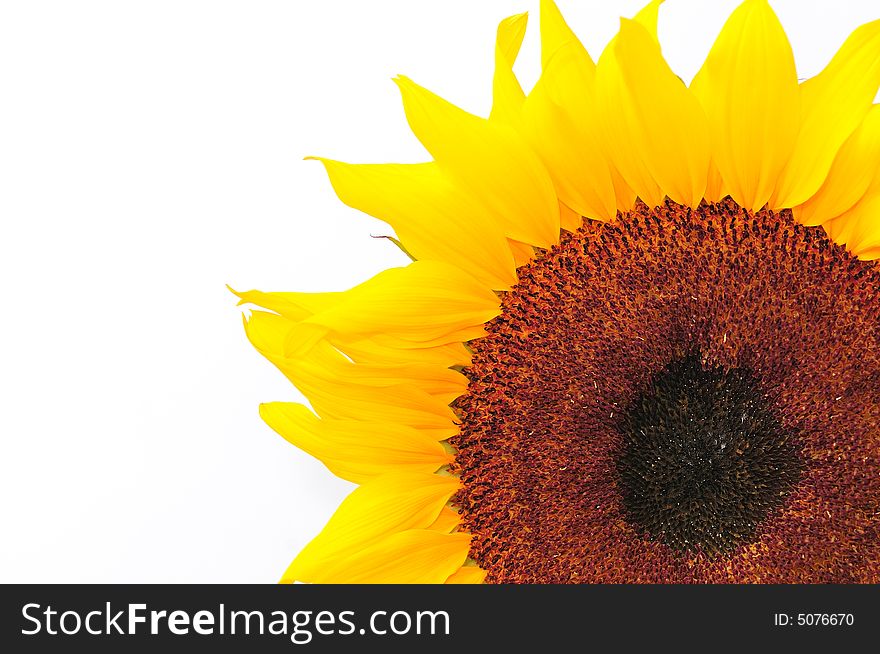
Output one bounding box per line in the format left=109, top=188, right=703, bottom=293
left=614, top=353, right=802, bottom=556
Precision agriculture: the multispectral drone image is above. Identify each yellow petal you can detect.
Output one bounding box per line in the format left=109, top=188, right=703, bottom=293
left=242, top=309, right=321, bottom=361
left=772, top=19, right=880, bottom=209
left=490, top=13, right=528, bottom=127
left=540, top=0, right=596, bottom=88
left=704, top=160, right=726, bottom=204
left=856, top=238, right=880, bottom=257
left=342, top=338, right=473, bottom=368
left=596, top=53, right=660, bottom=204
left=395, top=76, right=560, bottom=248
left=427, top=506, right=461, bottom=533
left=690, top=0, right=800, bottom=212
left=234, top=288, right=474, bottom=368
left=302, top=530, right=472, bottom=584
left=599, top=18, right=709, bottom=207
left=240, top=262, right=500, bottom=349
left=244, top=314, right=459, bottom=434
left=824, top=192, right=880, bottom=257
left=314, top=159, right=517, bottom=290
left=306, top=261, right=500, bottom=347
left=507, top=238, right=536, bottom=267
left=609, top=165, right=637, bottom=212
left=247, top=315, right=467, bottom=402
left=521, top=92, right=618, bottom=220
left=282, top=473, right=460, bottom=583
left=231, top=286, right=341, bottom=322
left=306, top=261, right=499, bottom=347
left=822, top=212, right=856, bottom=247
left=794, top=106, right=880, bottom=227
left=520, top=0, right=617, bottom=221
left=856, top=246, right=880, bottom=260
left=260, top=403, right=454, bottom=484
left=445, top=566, right=488, bottom=584
left=233, top=289, right=472, bottom=367
left=633, top=0, right=664, bottom=41
left=559, top=201, right=583, bottom=232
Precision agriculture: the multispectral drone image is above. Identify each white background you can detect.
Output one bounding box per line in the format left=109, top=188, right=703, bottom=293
left=1, top=0, right=877, bottom=582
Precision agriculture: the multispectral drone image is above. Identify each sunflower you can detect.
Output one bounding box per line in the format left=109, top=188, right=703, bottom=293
left=235, top=0, right=880, bottom=583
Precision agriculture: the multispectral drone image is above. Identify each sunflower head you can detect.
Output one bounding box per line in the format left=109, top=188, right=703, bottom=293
left=236, top=0, right=880, bottom=583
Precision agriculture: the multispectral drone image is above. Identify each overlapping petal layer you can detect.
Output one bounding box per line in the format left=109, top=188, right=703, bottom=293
left=281, top=473, right=464, bottom=583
